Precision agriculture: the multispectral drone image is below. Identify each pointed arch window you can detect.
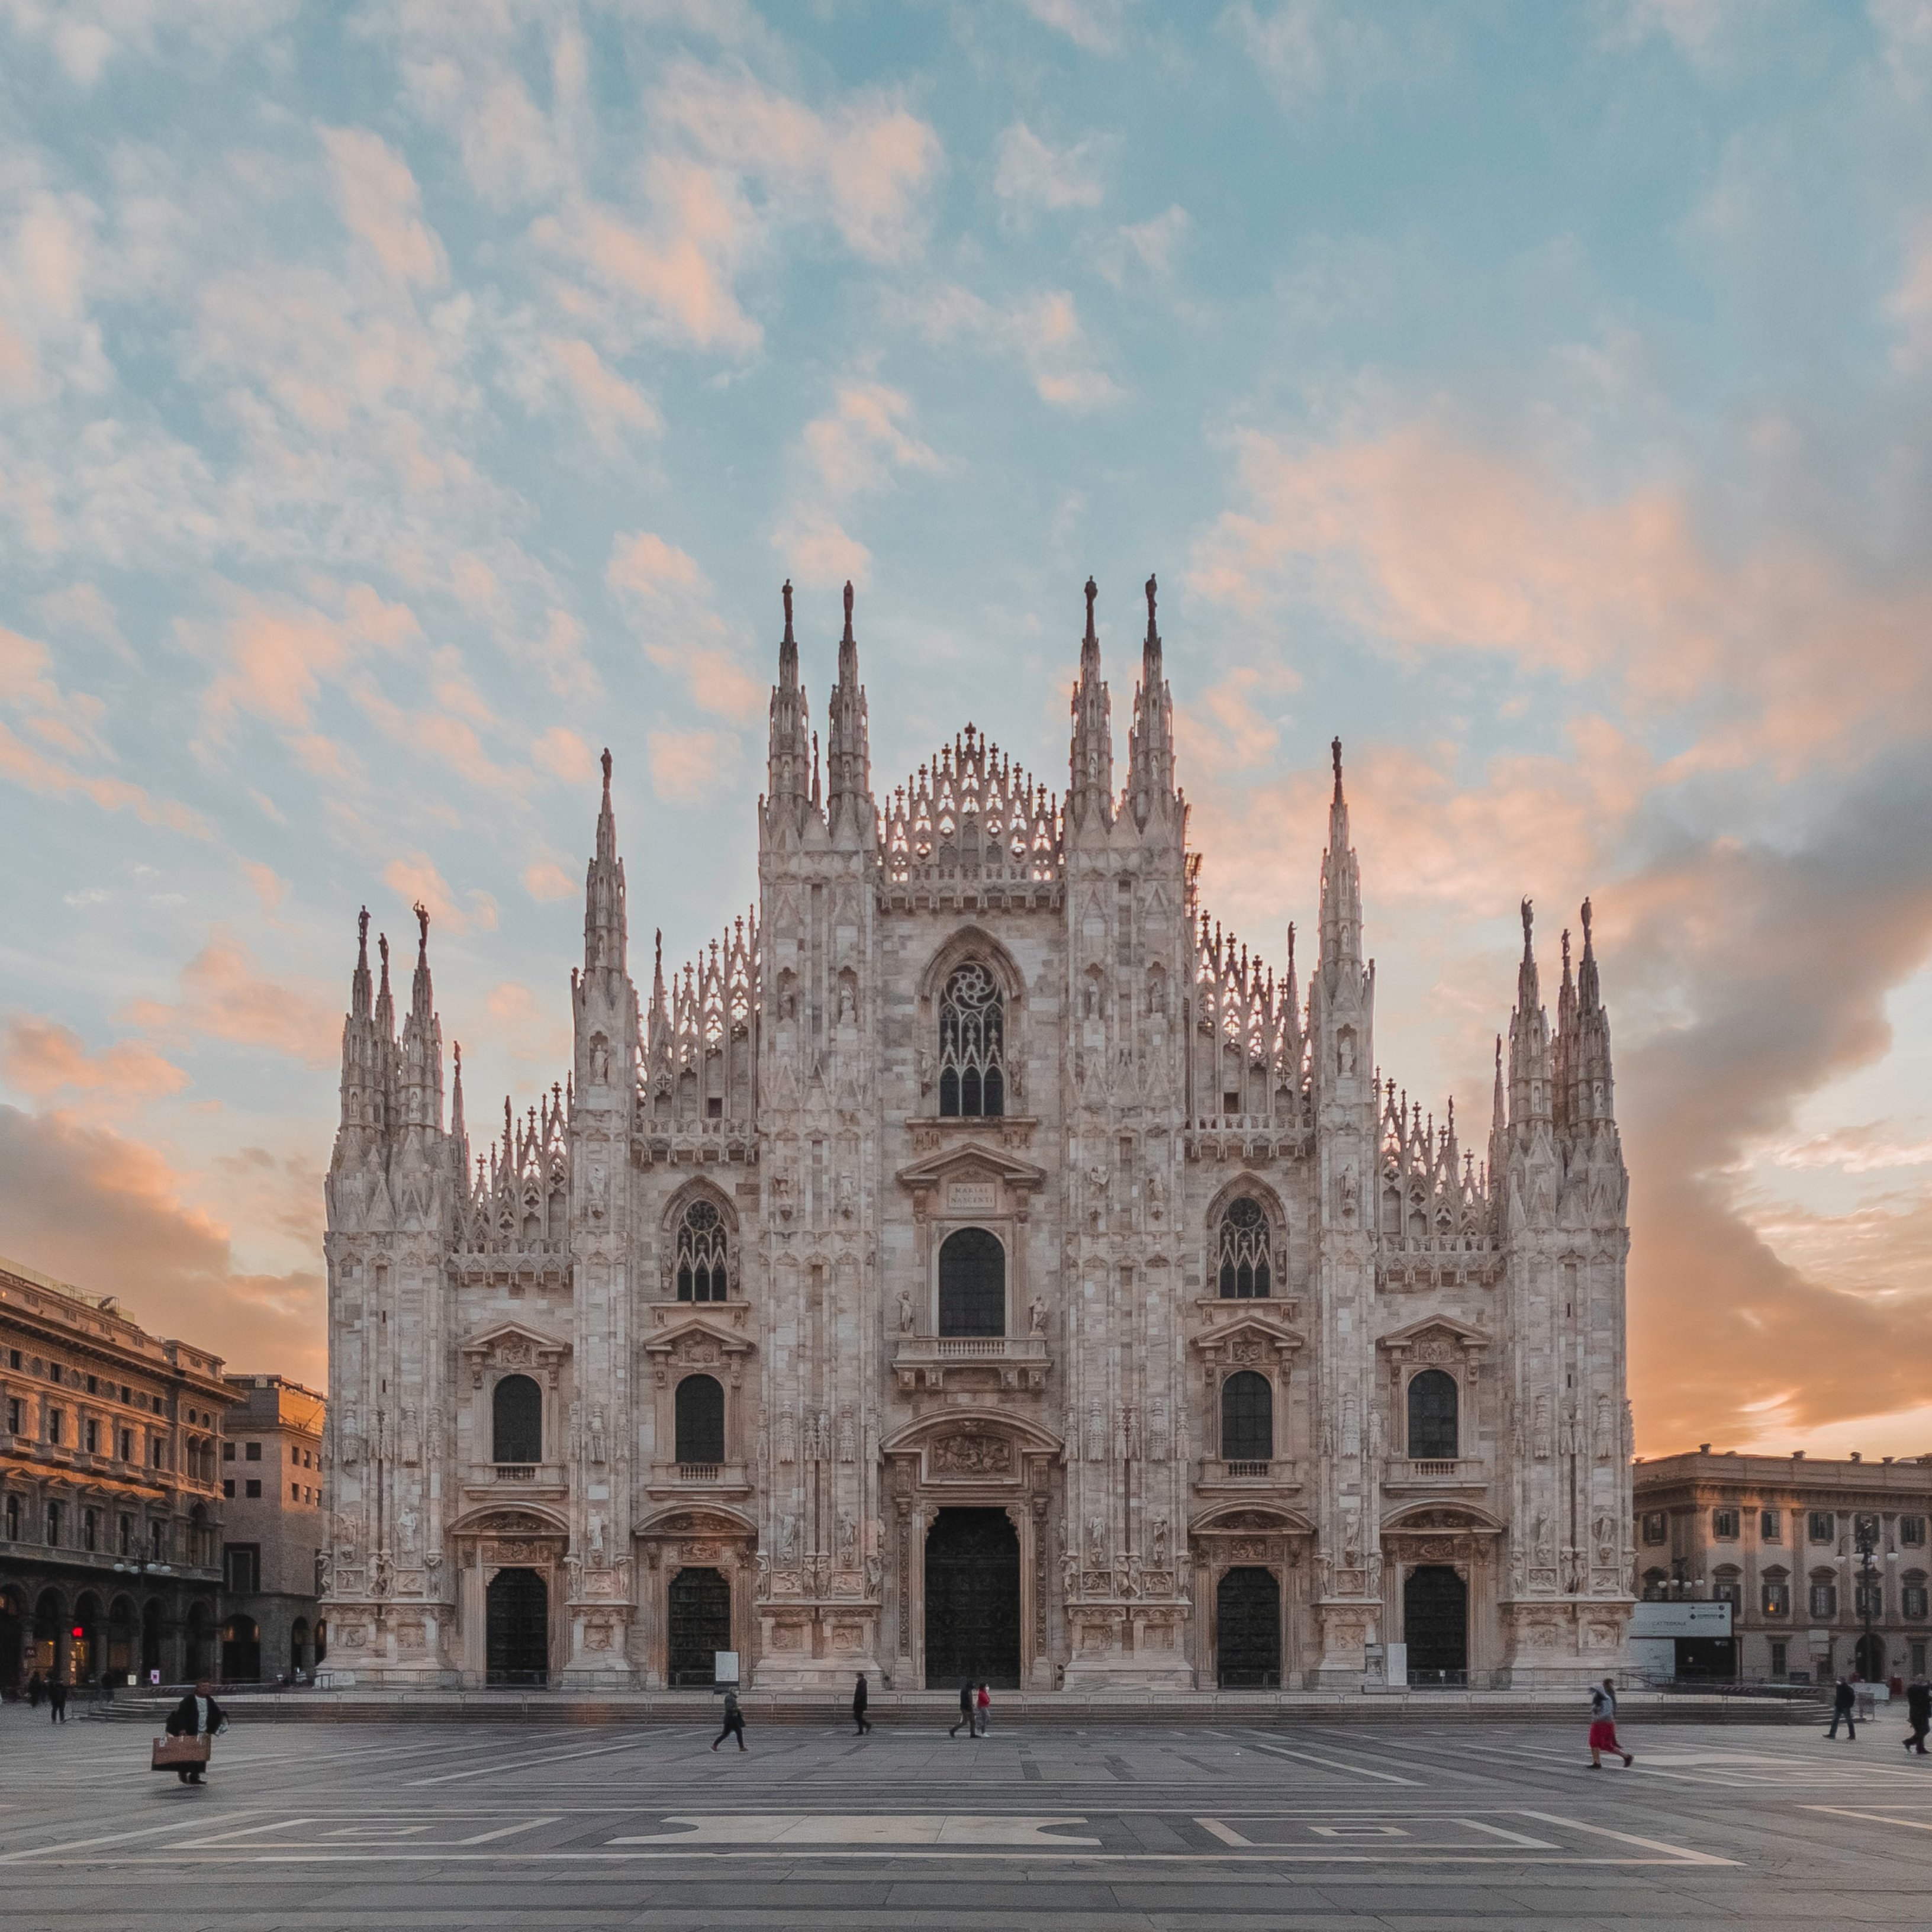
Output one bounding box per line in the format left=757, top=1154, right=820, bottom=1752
left=1216, top=1197, right=1273, bottom=1299
left=676, top=1199, right=731, bottom=1303
left=938, top=963, right=1005, bottom=1118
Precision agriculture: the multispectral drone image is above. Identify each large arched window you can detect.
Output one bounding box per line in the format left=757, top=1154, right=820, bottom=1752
left=1406, top=1369, right=1458, bottom=1459
left=674, top=1374, right=726, bottom=1465
left=938, top=1226, right=1005, bottom=1337
left=1216, top=1197, right=1273, bottom=1298
left=938, top=963, right=1004, bottom=1118
left=492, top=1374, right=543, bottom=1464
left=1221, top=1371, right=1273, bottom=1462
left=676, top=1198, right=730, bottom=1302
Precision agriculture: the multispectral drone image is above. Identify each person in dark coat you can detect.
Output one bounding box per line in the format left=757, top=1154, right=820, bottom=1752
left=164, top=1679, right=227, bottom=1784
left=1827, top=1673, right=1858, bottom=1740
left=711, top=1687, right=746, bottom=1753
left=1904, top=1677, right=1931, bottom=1756
left=949, top=1678, right=973, bottom=1738
left=25, top=1670, right=44, bottom=1708
left=48, top=1676, right=68, bottom=1722
left=852, top=1672, right=871, bottom=1736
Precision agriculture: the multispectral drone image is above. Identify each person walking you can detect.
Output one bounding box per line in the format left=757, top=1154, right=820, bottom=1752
left=852, top=1672, right=871, bottom=1737
left=1904, top=1677, right=1930, bottom=1756
left=48, top=1675, right=68, bottom=1724
left=949, top=1678, right=973, bottom=1738
left=1586, top=1678, right=1632, bottom=1769
left=25, top=1670, right=43, bottom=1709
left=1827, top=1673, right=1859, bottom=1740
left=975, top=1682, right=991, bottom=1738
left=163, top=1679, right=226, bottom=1785
left=711, top=1686, right=746, bottom=1753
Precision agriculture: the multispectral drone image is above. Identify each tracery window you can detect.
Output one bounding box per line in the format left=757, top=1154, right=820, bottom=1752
left=938, top=963, right=1004, bottom=1118
left=1216, top=1197, right=1272, bottom=1299
left=676, top=1199, right=730, bottom=1302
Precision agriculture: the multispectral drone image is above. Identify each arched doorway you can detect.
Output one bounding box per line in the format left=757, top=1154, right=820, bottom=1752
left=667, top=1567, right=732, bottom=1686
left=222, top=1614, right=261, bottom=1683
left=70, top=1593, right=102, bottom=1685
left=141, top=1599, right=163, bottom=1680
left=185, top=1602, right=214, bottom=1680
left=33, top=1588, right=64, bottom=1677
left=1216, top=1567, right=1281, bottom=1687
left=924, top=1508, right=1020, bottom=1689
left=1404, top=1566, right=1467, bottom=1685
left=0, top=1589, right=24, bottom=1695
left=107, top=1594, right=138, bottom=1685
left=1856, top=1633, right=1887, bottom=1682
left=291, top=1618, right=311, bottom=1676
left=485, top=1568, right=549, bottom=1686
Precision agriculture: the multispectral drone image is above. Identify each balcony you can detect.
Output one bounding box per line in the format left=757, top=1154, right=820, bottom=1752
left=462, top=1461, right=569, bottom=1502
left=1383, top=1457, right=1488, bottom=1492
left=1196, top=1457, right=1301, bottom=1494
left=645, top=1461, right=751, bottom=1500
left=894, top=1334, right=1051, bottom=1394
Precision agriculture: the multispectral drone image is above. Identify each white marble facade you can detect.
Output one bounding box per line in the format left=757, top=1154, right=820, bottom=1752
left=320, top=578, right=1632, bottom=1692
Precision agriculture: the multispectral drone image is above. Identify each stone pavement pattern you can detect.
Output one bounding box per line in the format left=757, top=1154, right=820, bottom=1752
left=4, top=1704, right=1931, bottom=1928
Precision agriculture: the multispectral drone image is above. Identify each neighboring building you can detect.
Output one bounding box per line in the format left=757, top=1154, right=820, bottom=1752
left=1631, top=1449, right=1932, bottom=1683
left=220, top=1375, right=327, bottom=1682
left=0, top=1256, right=234, bottom=1690
left=323, top=579, right=1633, bottom=1692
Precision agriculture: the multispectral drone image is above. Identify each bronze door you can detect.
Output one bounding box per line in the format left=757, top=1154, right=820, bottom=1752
left=924, top=1508, right=1021, bottom=1689
left=485, top=1567, right=549, bottom=1685
left=667, top=1567, right=732, bottom=1686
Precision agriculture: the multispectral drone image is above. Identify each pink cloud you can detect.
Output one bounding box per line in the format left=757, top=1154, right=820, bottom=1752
left=320, top=124, right=448, bottom=288
left=1, top=1015, right=188, bottom=1109
left=121, top=928, right=340, bottom=1068
left=380, top=855, right=496, bottom=936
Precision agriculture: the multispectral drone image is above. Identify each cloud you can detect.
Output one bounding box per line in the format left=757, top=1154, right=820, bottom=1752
left=1769, top=1123, right=1932, bottom=1175
left=1889, top=218, right=1932, bottom=369
left=521, top=858, right=577, bottom=903
left=607, top=530, right=765, bottom=720
left=121, top=928, right=341, bottom=1067
left=1012, top=0, right=1133, bottom=53
left=0, top=1104, right=323, bottom=1383
left=378, top=856, right=497, bottom=938
left=539, top=336, right=662, bottom=447
left=242, top=860, right=288, bottom=912
left=1, top=1015, right=188, bottom=1109
left=1873, top=0, right=1932, bottom=100
left=899, top=284, right=1123, bottom=410
left=1220, top=1, right=1413, bottom=105
left=1096, top=205, right=1190, bottom=285
left=320, top=125, right=447, bottom=288
left=0, top=182, right=110, bottom=404
left=484, top=979, right=571, bottom=1064
left=648, top=725, right=739, bottom=804
left=0, top=0, right=293, bottom=86
left=993, top=123, right=1107, bottom=216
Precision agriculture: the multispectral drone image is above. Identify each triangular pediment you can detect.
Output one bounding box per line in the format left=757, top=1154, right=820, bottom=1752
left=641, top=1309, right=755, bottom=1357
left=1376, top=1314, right=1493, bottom=1355
left=459, top=1320, right=569, bottom=1360
left=895, top=1141, right=1048, bottom=1193
left=1187, top=1310, right=1307, bottom=1354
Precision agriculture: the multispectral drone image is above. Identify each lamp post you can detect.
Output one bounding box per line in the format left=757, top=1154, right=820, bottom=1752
left=1852, top=1518, right=1891, bottom=1682
left=110, top=1553, right=174, bottom=1688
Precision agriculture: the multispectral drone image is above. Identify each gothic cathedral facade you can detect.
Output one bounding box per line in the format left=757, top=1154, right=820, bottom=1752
left=320, top=579, right=1632, bottom=1692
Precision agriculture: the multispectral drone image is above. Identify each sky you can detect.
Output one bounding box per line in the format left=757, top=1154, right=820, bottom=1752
left=2, top=0, right=1930, bottom=1458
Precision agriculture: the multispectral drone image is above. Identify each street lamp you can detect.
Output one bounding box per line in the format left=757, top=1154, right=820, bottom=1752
left=1852, top=1518, right=1894, bottom=1682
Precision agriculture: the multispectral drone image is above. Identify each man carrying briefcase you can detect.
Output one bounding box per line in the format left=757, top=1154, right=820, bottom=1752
left=156, top=1679, right=227, bottom=1784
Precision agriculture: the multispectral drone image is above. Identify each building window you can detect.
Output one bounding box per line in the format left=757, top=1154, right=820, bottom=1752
left=224, top=1544, right=260, bottom=1593
left=1762, top=1576, right=1790, bottom=1617
left=222, top=1441, right=234, bottom=1461
left=1903, top=1577, right=1928, bottom=1621
left=938, top=962, right=1005, bottom=1118
left=82, top=1507, right=98, bottom=1551
left=4, top=1494, right=17, bottom=1540
left=47, top=1408, right=63, bottom=1445
left=224, top=1478, right=234, bottom=1499
left=1856, top=1583, right=1885, bottom=1620
left=937, top=1226, right=1005, bottom=1338
left=1221, top=1370, right=1274, bottom=1463
left=1406, top=1370, right=1458, bottom=1460
left=1760, top=1509, right=1781, bottom=1541
left=675, top=1199, right=732, bottom=1303
left=1810, top=1580, right=1838, bottom=1618
left=118, top=1514, right=132, bottom=1555
left=5, top=1397, right=19, bottom=1433
left=291, top=1483, right=300, bottom=1500
left=149, top=1520, right=164, bottom=1559
left=1770, top=1641, right=1788, bottom=1677
left=1809, top=1511, right=1835, bottom=1544
left=1903, top=1518, right=1926, bottom=1548
left=83, top=1418, right=98, bottom=1454
left=1712, top=1570, right=1741, bottom=1609
left=46, top=1501, right=61, bottom=1545
left=150, top=1440, right=163, bottom=1467
left=244, top=1441, right=261, bottom=1461
left=291, top=1445, right=300, bottom=1464
left=119, top=1429, right=132, bottom=1460
left=1642, top=1512, right=1667, bottom=1544
left=1712, top=1508, right=1739, bottom=1540
left=244, top=1479, right=261, bottom=1498
left=674, top=1374, right=726, bottom=1466
left=491, top=1374, right=543, bottom=1464
left=1215, top=1197, right=1273, bottom=1298
left=49, top=1361, right=61, bottom=1383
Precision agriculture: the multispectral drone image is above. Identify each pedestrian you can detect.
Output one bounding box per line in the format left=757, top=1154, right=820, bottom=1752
left=711, top=1686, right=746, bottom=1753
left=1586, top=1677, right=1631, bottom=1769
left=975, top=1682, right=991, bottom=1737
left=26, top=1670, right=44, bottom=1709
left=49, top=1676, right=68, bottom=1724
left=163, top=1678, right=227, bottom=1785
left=1827, top=1672, right=1858, bottom=1741
left=948, top=1678, right=973, bottom=1738
left=1904, top=1677, right=1930, bottom=1756
left=852, top=1672, right=871, bottom=1737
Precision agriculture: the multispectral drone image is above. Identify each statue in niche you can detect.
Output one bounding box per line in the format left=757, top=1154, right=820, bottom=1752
left=1029, top=1299, right=1045, bottom=1335
left=1151, top=1514, right=1169, bottom=1567
left=778, top=1515, right=798, bottom=1562
left=590, top=1033, right=611, bottom=1085
left=837, top=1511, right=856, bottom=1564
left=897, top=1290, right=914, bottom=1332
left=836, top=1172, right=855, bottom=1220
left=588, top=1406, right=607, bottom=1466
left=1338, top=1029, right=1357, bottom=1076
left=837, top=982, right=856, bottom=1026
left=1086, top=1516, right=1105, bottom=1567
left=590, top=1512, right=606, bottom=1563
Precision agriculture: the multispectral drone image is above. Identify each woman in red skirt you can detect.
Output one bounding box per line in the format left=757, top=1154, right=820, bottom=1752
left=1589, top=1677, right=1634, bottom=1768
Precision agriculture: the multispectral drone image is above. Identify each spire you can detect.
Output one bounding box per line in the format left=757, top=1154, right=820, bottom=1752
left=1508, top=897, right=1552, bottom=1131
left=351, top=905, right=371, bottom=1020
left=374, top=928, right=393, bottom=1036
left=646, top=926, right=670, bottom=1071
left=1068, top=575, right=1113, bottom=830
left=1126, top=571, right=1176, bottom=830
left=825, top=578, right=871, bottom=832
left=1569, top=896, right=1616, bottom=1127
left=336, top=906, right=380, bottom=1139
left=398, top=900, right=443, bottom=1132
left=582, top=748, right=628, bottom=977
left=1318, top=736, right=1363, bottom=971
left=449, top=1038, right=468, bottom=1174
left=766, top=579, right=810, bottom=820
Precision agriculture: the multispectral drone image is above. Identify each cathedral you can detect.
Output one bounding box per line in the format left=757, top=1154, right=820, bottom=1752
left=319, top=577, right=1633, bottom=1693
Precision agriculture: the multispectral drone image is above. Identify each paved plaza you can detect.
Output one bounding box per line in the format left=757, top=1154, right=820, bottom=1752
left=5, top=1705, right=1932, bottom=1928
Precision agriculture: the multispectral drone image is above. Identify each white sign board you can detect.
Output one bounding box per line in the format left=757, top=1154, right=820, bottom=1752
left=1384, top=1641, right=1408, bottom=1688
left=1628, top=1601, right=1731, bottom=1639
left=714, top=1650, right=740, bottom=1685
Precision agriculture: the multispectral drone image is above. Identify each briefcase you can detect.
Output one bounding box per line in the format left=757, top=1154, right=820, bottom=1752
left=152, top=1734, right=211, bottom=1771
